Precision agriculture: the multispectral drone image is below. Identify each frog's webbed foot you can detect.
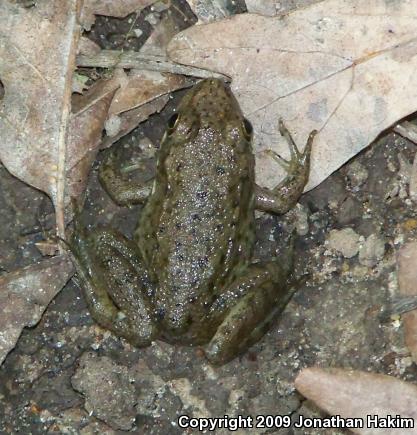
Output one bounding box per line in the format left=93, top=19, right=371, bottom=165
left=69, top=218, right=157, bottom=346
left=255, top=120, right=317, bottom=214
left=205, top=260, right=296, bottom=365
left=99, top=147, right=153, bottom=206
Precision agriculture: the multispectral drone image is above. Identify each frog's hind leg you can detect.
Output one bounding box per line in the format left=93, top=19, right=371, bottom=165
left=70, top=223, right=157, bottom=347
left=205, top=260, right=297, bottom=365
left=255, top=120, right=317, bottom=214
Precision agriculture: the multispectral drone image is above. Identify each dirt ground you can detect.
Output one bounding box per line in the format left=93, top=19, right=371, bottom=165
left=1, top=2, right=417, bottom=434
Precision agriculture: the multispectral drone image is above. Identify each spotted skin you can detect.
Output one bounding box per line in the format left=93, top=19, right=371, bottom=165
left=71, top=78, right=315, bottom=365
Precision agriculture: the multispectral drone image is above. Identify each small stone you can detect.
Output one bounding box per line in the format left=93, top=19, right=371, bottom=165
left=302, top=173, right=346, bottom=210
left=341, top=262, right=350, bottom=273
left=71, top=352, right=137, bottom=430
left=346, top=161, right=368, bottom=190
left=133, top=28, right=143, bottom=38
left=402, top=218, right=417, bottom=232
left=145, top=12, right=159, bottom=26
left=327, top=228, right=360, bottom=258
left=399, top=184, right=408, bottom=199
left=336, top=196, right=363, bottom=225
left=294, top=203, right=309, bottom=236
left=358, top=234, right=385, bottom=267
left=398, top=152, right=412, bottom=182
left=387, top=160, right=397, bottom=172
left=151, top=1, right=170, bottom=12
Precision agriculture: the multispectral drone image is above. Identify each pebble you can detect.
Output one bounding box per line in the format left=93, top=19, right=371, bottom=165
left=346, top=161, right=368, bottom=190
left=336, top=196, right=363, bottom=225
left=145, top=13, right=159, bottom=26
left=358, top=234, right=385, bottom=267
left=327, top=228, right=360, bottom=258
left=152, top=1, right=170, bottom=13
left=294, top=203, right=309, bottom=236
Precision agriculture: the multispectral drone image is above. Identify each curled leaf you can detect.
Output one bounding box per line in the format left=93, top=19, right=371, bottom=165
left=295, top=367, right=417, bottom=434
left=0, top=255, right=74, bottom=365
left=0, top=0, right=82, bottom=238
left=168, top=1, right=417, bottom=191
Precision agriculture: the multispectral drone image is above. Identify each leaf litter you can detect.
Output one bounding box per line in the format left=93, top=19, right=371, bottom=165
left=1, top=0, right=417, bottom=429
left=0, top=0, right=192, bottom=366
left=0, top=0, right=81, bottom=240
left=295, top=368, right=417, bottom=434
left=166, top=0, right=417, bottom=424
left=80, top=0, right=157, bottom=31
left=0, top=255, right=74, bottom=365
left=168, top=0, right=417, bottom=191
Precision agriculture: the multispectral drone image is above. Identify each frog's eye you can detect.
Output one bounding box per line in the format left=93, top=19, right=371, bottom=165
left=243, top=118, right=253, bottom=139
left=167, top=113, right=180, bottom=132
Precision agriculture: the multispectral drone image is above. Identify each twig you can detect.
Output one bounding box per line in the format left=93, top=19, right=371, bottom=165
left=76, top=50, right=229, bottom=80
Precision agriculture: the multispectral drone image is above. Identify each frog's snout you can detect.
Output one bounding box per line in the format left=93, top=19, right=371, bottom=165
left=190, top=78, right=242, bottom=123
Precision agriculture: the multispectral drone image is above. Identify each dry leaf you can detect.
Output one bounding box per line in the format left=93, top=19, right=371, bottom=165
left=78, top=35, right=101, bottom=56
left=81, top=0, right=156, bottom=31
left=35, top=241, right=60, bottom=257
left=168, top=1, right=417, bottom=191
left=0, top=2, right=123, bottom=365
left=108, top=9, right=193, bottom=115
left=140, top=12, right=181, bottom=56
left=103, top=95, right=169, bottom=148
left=68, top=75, right=120, bottom=205
left=295, top=367, right=417, bottom=434
left=397, top=242, right=417, bottom=363
left=101, top=69, right=185, bottom=148
left=109, top=69, right=191, bottom=115
left=102, top=11, right=193, bottom=146
left=72, top=73, right=90, bottom=94
left=245, top=0, right=321, bottom=16
left=0, top=255, right=74, bottom=365
left=0, top=0, right=82, bottom=238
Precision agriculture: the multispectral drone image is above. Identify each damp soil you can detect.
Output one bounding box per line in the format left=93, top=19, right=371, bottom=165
left=1, top=2, right=417, bottom=435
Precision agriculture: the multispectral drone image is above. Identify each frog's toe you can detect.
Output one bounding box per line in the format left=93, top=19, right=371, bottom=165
left=278, top=119, right=317, bottom=168
left=302, top=128, right=317, bottom=159
left=278, top=119, right=300, bottom=158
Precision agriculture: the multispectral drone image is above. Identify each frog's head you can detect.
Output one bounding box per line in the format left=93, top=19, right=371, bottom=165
left=164, top=78, right=253, bottom=148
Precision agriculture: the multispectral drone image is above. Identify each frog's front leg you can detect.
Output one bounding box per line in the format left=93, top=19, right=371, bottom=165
left=255, top=121, right=317, bottom=214
left=205, top=260, right=296, bottom=365
left=99, top=147, right=153, bottom=206
left=70, top=222, right=158, bottom=346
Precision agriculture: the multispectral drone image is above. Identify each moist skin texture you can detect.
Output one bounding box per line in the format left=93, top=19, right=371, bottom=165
left=71, top=78, right=316, bottom=365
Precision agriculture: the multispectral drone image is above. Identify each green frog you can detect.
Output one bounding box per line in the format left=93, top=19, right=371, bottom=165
left=71, top=78, right=316, bottom=365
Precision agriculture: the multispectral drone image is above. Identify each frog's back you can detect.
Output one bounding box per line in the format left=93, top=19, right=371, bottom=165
left=136, top=79, right=256, bottom=338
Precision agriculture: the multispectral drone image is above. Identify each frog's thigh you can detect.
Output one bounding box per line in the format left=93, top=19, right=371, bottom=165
left=99, top=148, right=153, bottom=206
left=205, top=262, right=296, bottom=365
left=72, top=229, right=157, bottom=346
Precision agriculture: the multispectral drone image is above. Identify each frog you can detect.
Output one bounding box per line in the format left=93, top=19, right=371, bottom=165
left=70, top=78, right=316, bottom=365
